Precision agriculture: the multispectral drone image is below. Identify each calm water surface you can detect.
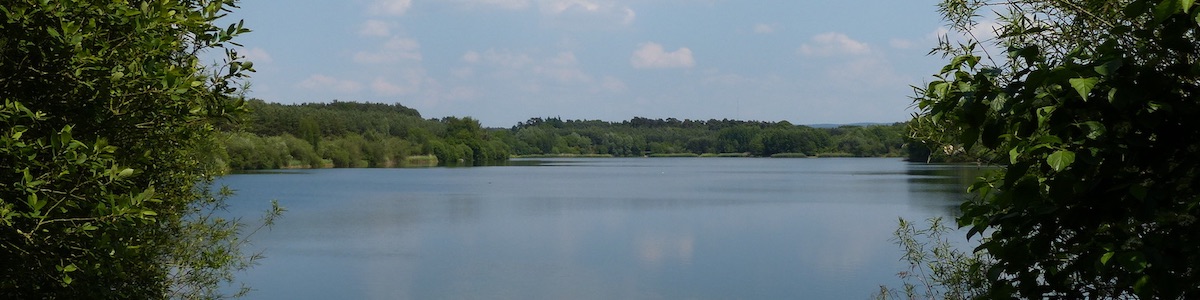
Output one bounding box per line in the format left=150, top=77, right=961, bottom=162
left=219, top=157, right=986, bottom=299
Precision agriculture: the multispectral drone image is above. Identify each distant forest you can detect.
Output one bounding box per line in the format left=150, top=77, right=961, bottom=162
left=214, top=100, right=920, bottom=171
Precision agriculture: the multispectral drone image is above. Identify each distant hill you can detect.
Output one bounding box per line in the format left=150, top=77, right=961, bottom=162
left=805, top=122, right=900, bottom=129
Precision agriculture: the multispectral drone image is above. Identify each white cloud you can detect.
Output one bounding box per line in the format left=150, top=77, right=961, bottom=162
left=371, top=0, right=412, bottom=15
left=241, top=47, right=273, bottom=64
left=297, top=74, right=363, bottom=93
left=753, top=23, right=774, bottom=34
left=622, top=7, right=636, bottom=25
left=353, top=37, right=422, bottom=64
left=825, top=57, right=907, bottom=88
left=631, top=42, right=695, bottom=69
left=452, top=0, right=634, bottom=25
left=535, top=51, right=590, bottom=83
left=454, top=0, right=530, bottom=10
left=798, top=32, right=871, bottom=56
left=541, top=0, right=635, bottom=25
left=542, top=0, right=603, bottom=14
left=970, top=20, right=1003, bottom=41
left=478, top=49, right=534, bottom=68
left=359, top=20, right=391, bottom=37
left=929, top=27, right=951, bottom=40
left=461, top=51, right=481, bottom=63
left=600, top=76, right=627, bottom=92
left=370, top=70, right=431, bottom=96
left=471, top=49, right=589, bottom=82
left=371, top=78, right=410, bottom=95
left=460, top=48, right=626, bottom=95
left=889, top=38, right=914, bottom=49
left=442, top=86, right=479, bottom=100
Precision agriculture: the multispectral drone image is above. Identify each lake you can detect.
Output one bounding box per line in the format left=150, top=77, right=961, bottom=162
left=218, top=157, right=986, bottom=299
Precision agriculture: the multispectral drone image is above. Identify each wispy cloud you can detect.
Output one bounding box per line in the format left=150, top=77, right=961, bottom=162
left=631, top=42, right=695, bottom=69
left=455, top=0, right=635, bottom=25
left=297, top=74, right=363, bottom=93
left=600, top=76, right=627, bottom=92
left=359, top=20, right=392, bottom=37
left=753, top=23, right=775, bottom=34
left=798, top=32, right=871, bottom=56
left=370, top=74, right=420, bottom=96
left=240, top=47, right=273, bottom=64
left=370, top=0, right=412, bottom=16
left=888, top=38, right=914, bottom=49
left=353, top=37, right=422, bottom=64
left=535, top=52, right=590, bottom=83
left=453, top=0, right=530, bottom=10
left=466, top=49, right=534, bottom=68
left=466, top=49, right=589, bottom=82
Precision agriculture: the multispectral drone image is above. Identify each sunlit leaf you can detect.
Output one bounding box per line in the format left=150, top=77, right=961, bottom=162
left=1069, top=77, right=1099, bottom=100
left=1047, top=150, right=1075, bottom=172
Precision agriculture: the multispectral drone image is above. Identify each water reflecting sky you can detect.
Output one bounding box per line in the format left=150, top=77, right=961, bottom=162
left=220, top=158, right=987, bottom=299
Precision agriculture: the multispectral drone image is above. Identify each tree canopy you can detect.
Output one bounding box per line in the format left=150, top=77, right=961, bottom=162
left=1, top=0, right=277, bottom=298
left=911, top=0, right=1200, bottom=297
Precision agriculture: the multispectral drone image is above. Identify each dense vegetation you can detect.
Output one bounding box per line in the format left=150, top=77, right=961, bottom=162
left=897, top=0, right=1200, bottom=298
left=219, top=99, right=508, bottom=169
left=1, top=0, right=279, bottom=298
left=217, top=100, right=912, bottom=170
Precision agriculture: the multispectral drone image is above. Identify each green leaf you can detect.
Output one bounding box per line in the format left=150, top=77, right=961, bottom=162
left=1094, top=60, right=1123, bottom=76
left=1183, top=0, right=1195, bottom=13
left=1101, top=252, right=1116, bottom=265
left=1069, top=77, right=1099, bottom=100
left=1155, top=0, right=1182, bottom=22
left=1081, top=121, right=1106, bottom=140
left=1134, top=275, right=1150, bottom=293
left=1037, top=106, right=1056, bottom=125
left=62, top=264, right=77, bottom=272
left=27, top=194, right=44, bottom=212
left=1047, top=150, right=1076, bottom=172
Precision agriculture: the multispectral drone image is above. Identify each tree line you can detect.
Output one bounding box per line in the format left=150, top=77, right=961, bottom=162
left=499, top=117, right=908, bottom=158
left=217, top=100, right=916, bottom=171
left=217, top=99, right=508, bottom=170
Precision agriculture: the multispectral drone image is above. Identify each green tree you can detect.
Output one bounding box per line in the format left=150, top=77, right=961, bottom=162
left=911, top=0, right=1200, bottom=297
left=0, top=0, right=279, bottom=298
left=298, top=116, right=321, bottom=152
left=717, top=125, right=760, bottom=153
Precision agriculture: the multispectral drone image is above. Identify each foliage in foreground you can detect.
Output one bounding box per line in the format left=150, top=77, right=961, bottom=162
left=1, top=0, right=279, bottom=298
left=874, top=218, right=989, bottom=300
left=910, top=0, right=1200, bottom=297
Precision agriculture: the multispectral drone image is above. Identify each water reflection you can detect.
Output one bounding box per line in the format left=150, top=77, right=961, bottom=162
left=904, top=163, right=996, bottom=215
left=219, top=158, right=981, bottom=299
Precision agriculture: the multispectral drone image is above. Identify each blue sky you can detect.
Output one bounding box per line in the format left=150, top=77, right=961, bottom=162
left=227, top=0, right=955, bottom=127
